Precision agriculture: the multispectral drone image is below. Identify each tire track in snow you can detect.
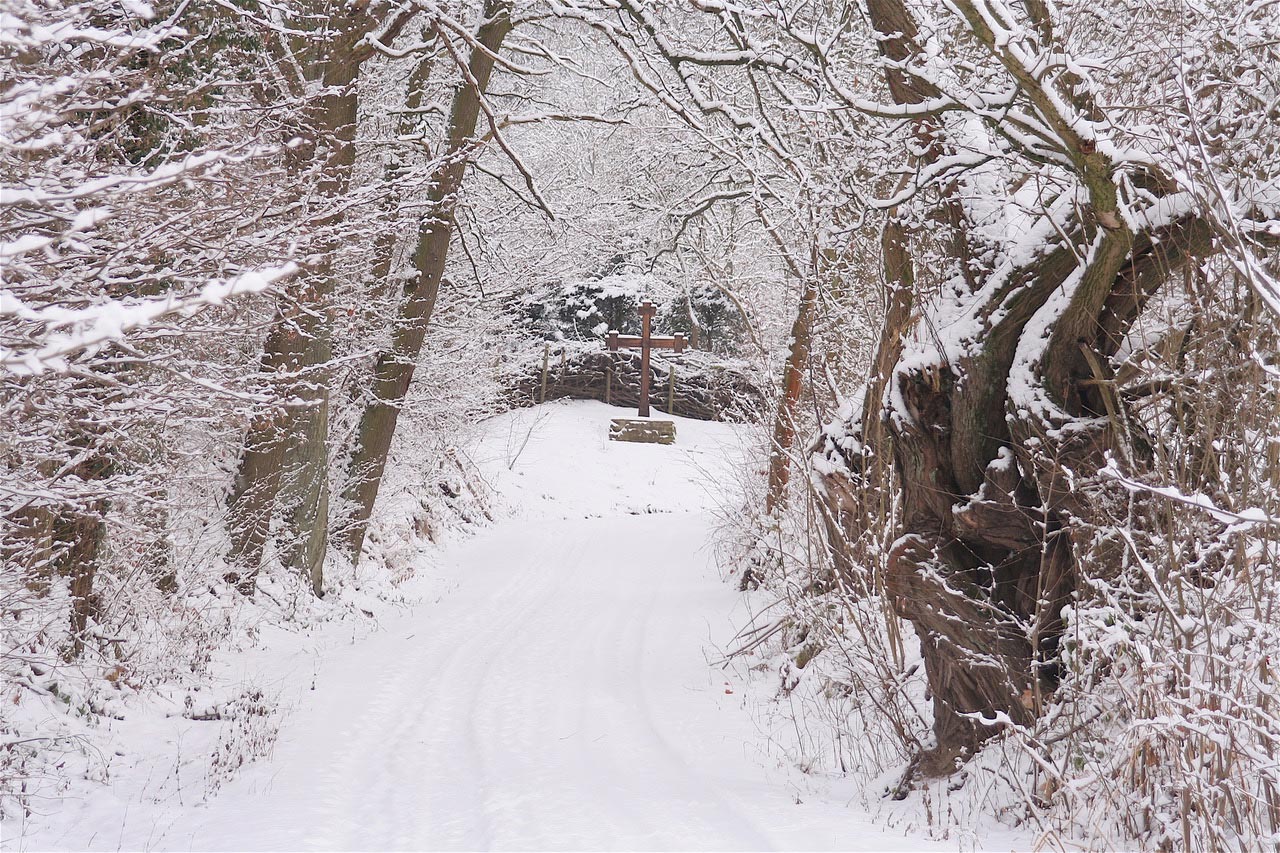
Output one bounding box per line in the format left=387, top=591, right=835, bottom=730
left=296, top=531, right=567, bottom=849
left=467, top=521, right=658, bottom=847
left=618, top=514, right=775, bottom=849
left=297, top=622, right=444, bottom=849
left=453, top=532, right=574, bottom=850
left=558, top=519, right=684, bottom=846
left=628, top=521, right=775, bottom=850
left=397, top=524, right=583, bottom=849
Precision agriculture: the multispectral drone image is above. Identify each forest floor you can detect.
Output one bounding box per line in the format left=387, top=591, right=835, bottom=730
left=7, top=401, right=949, bottom=851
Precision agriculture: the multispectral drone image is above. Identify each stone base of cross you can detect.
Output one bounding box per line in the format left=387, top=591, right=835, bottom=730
left=606, top=300, right=685, bottom=418
left=609, top=418, right=676, bottom=444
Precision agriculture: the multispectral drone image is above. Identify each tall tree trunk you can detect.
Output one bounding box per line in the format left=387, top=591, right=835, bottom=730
left=819, top=215, right=916, bottom=592
left=225, top=321, right=300, bottom=590
left=765, top=273, right=819, bottom=515
left=226, top=4, right=409, bottom=592
left=278, top=328, right=333, bottom=597
left=55, top=423, right=113, bottom=660
left=57, top=476, right=109, bottom=661
left=4, top=461, right=59, bottom=597
left=815, top=0, right=940, bottom=577
left=341, top=0, right=514, bottom=562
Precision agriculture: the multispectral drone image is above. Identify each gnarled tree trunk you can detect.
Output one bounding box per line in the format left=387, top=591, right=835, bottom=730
left=818, top=0, right=1225, bottom=780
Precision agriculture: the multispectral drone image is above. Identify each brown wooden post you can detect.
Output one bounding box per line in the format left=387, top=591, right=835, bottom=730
left=540, top=343, right=550, bottom=403
left=667, top=364, right=675, bottom=415
left=605, top=360, right=612, bottom=405
left=638, top=301, right=654, bottom=417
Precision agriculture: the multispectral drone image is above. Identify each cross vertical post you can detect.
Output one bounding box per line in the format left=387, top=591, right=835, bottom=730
left=638, top=301, right=655, bottom=417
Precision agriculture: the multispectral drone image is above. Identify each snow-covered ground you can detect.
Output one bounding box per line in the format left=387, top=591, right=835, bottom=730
left=6, top=401, right=945, bottom=851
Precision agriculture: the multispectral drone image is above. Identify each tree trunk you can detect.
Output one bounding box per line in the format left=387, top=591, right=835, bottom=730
left=53, top=431, right=112, bottom=660
left=765, top=273, right=819, bottom=515
left=57, top=481, right=109, bottom=661
left=226, top=4, right=406, bottom=592
left=873, top=220, right=1212, bottom=777
left=815, top=0, right=940, bottom=575
left=5, top=472, right=58, bottom=597
left=817, top=0, right=1223, bottom=780
left=225, top=321, right=299, bottom=591
left=278, top=329, right=333, bottom=597
left=818, top=215, right=916, bottom=593
left=341, top=0, right=514, bottom=562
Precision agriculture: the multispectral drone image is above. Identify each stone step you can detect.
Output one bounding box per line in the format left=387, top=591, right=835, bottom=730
left=609, top=418, right=677, bottom=445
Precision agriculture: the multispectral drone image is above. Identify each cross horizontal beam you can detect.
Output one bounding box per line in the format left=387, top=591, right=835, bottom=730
left=606, top=332, right=686, bottom=352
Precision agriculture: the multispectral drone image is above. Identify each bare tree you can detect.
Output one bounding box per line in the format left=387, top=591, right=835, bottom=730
left=341, top=0, right=516, bottom=561
left=815, top=0, right=1280, bottom=785
left=225, top=1, right=415, bottom=594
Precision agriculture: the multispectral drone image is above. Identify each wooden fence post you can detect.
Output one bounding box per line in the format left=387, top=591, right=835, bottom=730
left=667, top=364, right=675, bottom=415
left=540, top=343, right=549, bottom=403
left=605, top=360, right=612, bottom=405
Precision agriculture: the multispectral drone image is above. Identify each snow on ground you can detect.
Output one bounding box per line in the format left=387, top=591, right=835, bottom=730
left=5, top=401, right=948, bottom=851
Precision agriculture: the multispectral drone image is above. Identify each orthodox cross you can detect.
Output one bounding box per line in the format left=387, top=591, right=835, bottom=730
left=606, top=300, right=685, bottom=418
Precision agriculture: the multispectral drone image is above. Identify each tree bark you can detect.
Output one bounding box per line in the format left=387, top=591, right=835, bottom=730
left=57, top=474, right=109, bottom=661
left=341, top=0, right=514, bottom=562
left=278, top=328, right=333, bottom=597
left=226, top=3, right=408, bottom=593
left=53, top=425, right=112, bottom=660
left=875, top=218, right=1212, bottom=777
left=765, top=274, right=820, bottom=515
left=817, top=0, right=1223, bottom=779
left=816, top=0, right=944, bottom=578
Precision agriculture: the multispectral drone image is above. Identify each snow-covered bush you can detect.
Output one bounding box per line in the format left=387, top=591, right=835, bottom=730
left=672, top=0, right=1280, bottom=847
left=552, top=271, right=662, bottom=339
left=658, top=282, right=751, bottom=355
left=1, top=4, right=296, bottom=810
left=0, top=0, right=517, bottom=817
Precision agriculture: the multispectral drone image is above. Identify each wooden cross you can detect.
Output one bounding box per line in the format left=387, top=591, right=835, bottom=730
left=606, top=300, right=685, bottom=418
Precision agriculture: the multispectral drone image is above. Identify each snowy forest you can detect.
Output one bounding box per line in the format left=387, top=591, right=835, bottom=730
left=3, top=0, right=1279, bottom=849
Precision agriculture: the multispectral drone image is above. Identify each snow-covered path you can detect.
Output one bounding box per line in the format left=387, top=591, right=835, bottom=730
left=203, top=513, right=792, bottom=851
left=15, top=402, right=938, bottom=851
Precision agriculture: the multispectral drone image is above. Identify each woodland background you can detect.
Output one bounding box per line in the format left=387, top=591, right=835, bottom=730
left=3, top=0, right=1279, bottom=849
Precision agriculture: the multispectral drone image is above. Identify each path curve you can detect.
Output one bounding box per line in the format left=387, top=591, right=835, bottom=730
left=21, top=402, right=938, bottom=852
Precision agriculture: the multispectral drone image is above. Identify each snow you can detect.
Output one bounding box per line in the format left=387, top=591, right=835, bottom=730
left=0, top=264, right=297, bottom=374
left=5, top=401, right=943, bottom=851
left=1101, top=458, right=1280, bottom=529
